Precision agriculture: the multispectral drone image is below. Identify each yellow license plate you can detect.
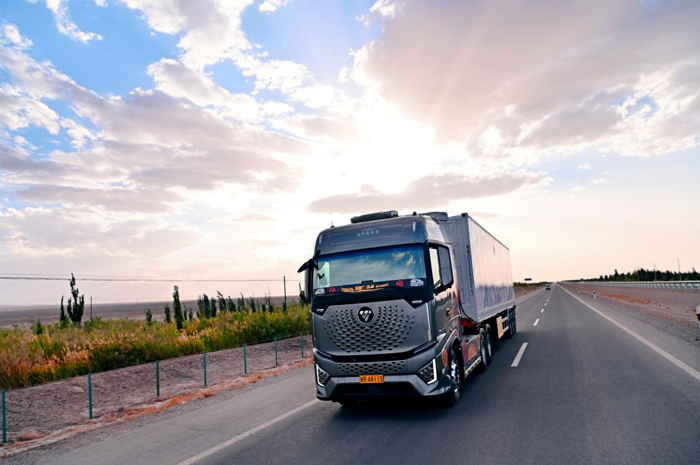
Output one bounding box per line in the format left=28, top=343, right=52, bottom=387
left=359, top=374, right=384, bottom=384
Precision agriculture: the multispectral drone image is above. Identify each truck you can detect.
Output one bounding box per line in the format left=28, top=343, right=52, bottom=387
left=298, top=210, right=516, bottom=406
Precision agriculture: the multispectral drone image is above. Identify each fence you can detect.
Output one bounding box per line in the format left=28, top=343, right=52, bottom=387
left=0, top=332, right=313, bottom=446
left=571, top=281, right=700, bottom=290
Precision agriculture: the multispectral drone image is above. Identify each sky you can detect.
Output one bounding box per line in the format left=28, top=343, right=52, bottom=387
left=0, top=0, right=699, bottom=306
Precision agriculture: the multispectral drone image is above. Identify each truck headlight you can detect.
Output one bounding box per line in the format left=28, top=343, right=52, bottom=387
left=417, top=359, right=438, bottom=384
left=316, top=364, right=331, bottom=386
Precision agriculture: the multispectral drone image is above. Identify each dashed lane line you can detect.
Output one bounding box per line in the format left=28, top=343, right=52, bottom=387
left=511, top=343, right=529, bottom=368
left=533, top=318, right=540, bottom=326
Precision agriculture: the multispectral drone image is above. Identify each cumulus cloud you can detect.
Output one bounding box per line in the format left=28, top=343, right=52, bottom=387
left=577, top=164, right=592, bottom=170
left=121, top=0, right=253, bottom=69
left=259, top=0, right=291, bottom=13
left=307, top=171, right=545, bottom=214
left=354, top=0, right=700, bottom=158
left=0, top=24, right=305, bottom=219
left=38, top=0, right=103, bottom=43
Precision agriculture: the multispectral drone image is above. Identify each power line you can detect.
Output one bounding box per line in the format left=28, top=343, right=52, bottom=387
left=0, top=275, right=301, bottom=283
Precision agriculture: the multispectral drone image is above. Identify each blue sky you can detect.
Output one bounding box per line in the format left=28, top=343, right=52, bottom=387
left=0, top=0, right=698, bottom=304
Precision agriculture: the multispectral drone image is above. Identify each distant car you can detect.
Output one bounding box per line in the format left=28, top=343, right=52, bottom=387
left=545, top=284, right=551, bottom=290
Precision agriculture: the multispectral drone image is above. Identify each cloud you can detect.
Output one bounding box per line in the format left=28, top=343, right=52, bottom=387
left=38, top=0, right=103, bottom=43
left=353, top=0, right=700, bottom=158
left=121, top=0, right=253, bottom=69
left=259, top=0, right=291, bottom=13
left=592, top=178, right=605, bottom=184
left=577, top=163, right=592, bottom=170
left=0, top=25, right=305, bottom=219
left=570, top=186, right=586, bottom=193
left=147, top=58, right=259, bottom=120
left=307, top=171, right=545, bottom=214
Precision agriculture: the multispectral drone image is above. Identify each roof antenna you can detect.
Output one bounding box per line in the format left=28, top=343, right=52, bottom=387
left=329, top=206, right=335, bottom=228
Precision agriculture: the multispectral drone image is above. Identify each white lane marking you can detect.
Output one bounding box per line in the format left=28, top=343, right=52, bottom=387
left=533, top=318, right=540, bottom=326
left=511, top=343, right=529, bottom=367
left=541, top=309, right=544, bottom=313
left=544, top=303, right=547, bottom=306
left=177, top=399, right=318, bottom=465
left=561, top=287, right=700, bottom=383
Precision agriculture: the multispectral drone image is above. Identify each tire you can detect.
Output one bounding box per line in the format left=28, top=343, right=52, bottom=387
left=475, top=332, right=489, bottom=373
left=484, top=325, right=493, bottom=365
left=441, top=345, right=464, bottom=407
left=504, top=309, right=516, bottom=339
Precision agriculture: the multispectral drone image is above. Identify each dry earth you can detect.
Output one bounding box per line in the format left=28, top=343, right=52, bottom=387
left=0, top=334, right=312, bottom=457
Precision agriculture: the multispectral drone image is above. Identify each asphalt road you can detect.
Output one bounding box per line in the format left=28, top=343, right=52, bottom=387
left=25, top=285, right=700, bottom=465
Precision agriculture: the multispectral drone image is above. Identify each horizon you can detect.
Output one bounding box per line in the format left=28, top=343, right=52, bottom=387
left=1, top=0, right=699, bottom=305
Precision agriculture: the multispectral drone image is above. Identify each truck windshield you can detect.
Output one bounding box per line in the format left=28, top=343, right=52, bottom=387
left=314, top=245, right=426, bottom=289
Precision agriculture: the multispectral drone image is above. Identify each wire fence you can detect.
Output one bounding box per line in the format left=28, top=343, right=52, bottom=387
left=0, top=332, right=313, bottom=446
left=571, top=280, right=700, bottom=290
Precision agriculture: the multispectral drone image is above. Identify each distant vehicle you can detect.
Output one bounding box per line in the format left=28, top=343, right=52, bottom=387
left=546, top=284, right=551, bottom=290
left=298, top=211, right=516, bottom=406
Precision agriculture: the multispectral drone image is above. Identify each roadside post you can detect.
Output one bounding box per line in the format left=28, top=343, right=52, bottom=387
left=243, top=344, right=247, bottom=374
left=274, top=338, right=278, bottom=367
left=88, top=373, right=93, bottom=420
left=2, top=388, right=6, bottom=444
left=203, top=352, right=207, bottom=387
left=156, top=360, right=160, bottom=397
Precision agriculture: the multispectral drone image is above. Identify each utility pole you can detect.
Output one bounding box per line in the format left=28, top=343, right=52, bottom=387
left=678, top=258, right=681, bottom=280
left=653, top=263, right=657, bottom=281
left=283, top=276, right=287, bottom=308
left=90, top=296, right=93, bottom=320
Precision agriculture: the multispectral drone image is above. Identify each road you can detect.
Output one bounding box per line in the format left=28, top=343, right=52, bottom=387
left=19, top=285, right=700, bottom=465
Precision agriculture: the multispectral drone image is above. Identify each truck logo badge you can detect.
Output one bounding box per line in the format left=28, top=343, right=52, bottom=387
left=410, top=279, right=424, bottom=287
left=358, top=307, right=374, bottom=323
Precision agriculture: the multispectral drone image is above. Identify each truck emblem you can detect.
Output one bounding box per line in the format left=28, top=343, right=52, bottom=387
left=358, top=307, right=374, bottom=323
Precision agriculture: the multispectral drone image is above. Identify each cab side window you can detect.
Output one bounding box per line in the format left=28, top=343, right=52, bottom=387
left=429, top=247, right=441, bottom=288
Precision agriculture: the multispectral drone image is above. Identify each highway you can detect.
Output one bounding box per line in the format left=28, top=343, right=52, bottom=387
left=19, top=285, right=700, bottom=465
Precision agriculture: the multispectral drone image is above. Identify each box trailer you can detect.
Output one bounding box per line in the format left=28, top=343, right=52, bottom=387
left=298, top=211, right=517, bottom=406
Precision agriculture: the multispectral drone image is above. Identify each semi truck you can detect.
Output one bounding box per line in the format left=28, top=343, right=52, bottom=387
left=298, top=210, right=516, bottom=406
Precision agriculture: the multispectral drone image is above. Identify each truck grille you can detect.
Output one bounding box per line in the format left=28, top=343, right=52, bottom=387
left=322, top=304, right=415, bottom=353
left=337, top=360, right=407, bottom=376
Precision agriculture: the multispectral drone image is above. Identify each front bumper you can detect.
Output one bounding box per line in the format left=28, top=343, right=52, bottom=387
left=314, top=346, right=452, bottom=401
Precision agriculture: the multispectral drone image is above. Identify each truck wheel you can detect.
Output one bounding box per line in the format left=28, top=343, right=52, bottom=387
left=476, top=332, right=489, bottom=373
left=511, top=310, right=517, bottom=335
left=504, top=310, right=516, bottom=339
left=442, top=346, right=463, bottom=406
left=484, top=325, right=493, bottom=365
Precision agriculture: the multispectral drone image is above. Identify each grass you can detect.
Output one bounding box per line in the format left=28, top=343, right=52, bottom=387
left=0, top=304, right=311, bottom=390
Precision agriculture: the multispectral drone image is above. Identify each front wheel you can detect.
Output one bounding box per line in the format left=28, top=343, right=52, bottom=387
left=441, top=346, right=464, bottom=407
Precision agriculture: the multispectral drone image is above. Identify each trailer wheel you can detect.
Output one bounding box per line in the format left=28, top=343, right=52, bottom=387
left=441, top=345, right=464, bottom=406
left=504, top=309, right=516, bottom=339
left=476, top=331, right=489, bottom=373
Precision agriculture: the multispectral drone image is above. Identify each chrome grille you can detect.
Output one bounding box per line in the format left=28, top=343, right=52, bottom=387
left=337, top=360, right=407, bottom=376
left=321, top=304, right=415, bottom=353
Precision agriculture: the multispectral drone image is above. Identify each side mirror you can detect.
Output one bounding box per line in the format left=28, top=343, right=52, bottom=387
left=297, top=259, right=314, bottom=305
left=438, top=246, right=454, bottom=290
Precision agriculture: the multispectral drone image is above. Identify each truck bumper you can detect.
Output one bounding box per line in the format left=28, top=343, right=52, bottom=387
left=313, top=346, right=453, bottom=401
